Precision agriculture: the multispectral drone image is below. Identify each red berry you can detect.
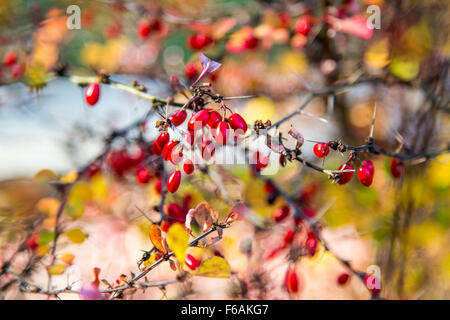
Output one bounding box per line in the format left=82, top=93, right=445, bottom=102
left=154, top=179, right=162, bottom=195
left=313, top=143, right=330, bottom=158
left=85, top=162, right=101, bottom=178
left=25, top=234, right=39, bottom=250
left=207, top=110, right=222, bottom=129
left=285, top=267, right=299, bottom=293
left=162, top=140, right=179, bottom=161
left=254, top=152, right=270, bottom=172
left=3, top=51, right=17, bottom=66
left=167, top=169, right=181, bottom=193
left=152, top=132, right=170, bottom=156
left=362, top=160, right=374, bottom=175
left=185, top=254, right=199, bottom=270
left=184, top=63, right=198, bottom=80
left=364, top=273, right=381, bottom=296
left=183, top=159, right=194, bottom=175
left=11, top=63, right=22, bottom=78
left=283, top=230, right=295, bottom=245
left=187, top=34, right=213, bottom=50
left=358, top=160, right=374, bottom=187
left=150, top=19, right=162, bottom=33
left=137, top=168, right=152, bottom=184
left=161, top=220, right=171, bottom=232
left=274, top=205, right=290, bottom=223
left=214, top=121, right=229, bottom=145
left=185, top=130, right=195, bottom=146
left=104, top=22, right=121, bottom=38
left=264, top=181, right=276, bottom=194
left=169, top=147, right=183, bottom=165
left=228, top=113, right=248, bottom=134
left=337, top=273, right=350, bottom=286
left=306, top=233, right=318, bottom=256
left=244, top=34, right=258, bottom=49
left=188, top=109, right=211, bottom=131
left=168, top=110, right=187, bottom=126
left=337, top=162, right=354, bottom=185
left=137, top=19, right=151, bottom=39
left=295, top=16, right=312, bottom=36
left=201, top=139, right=215, bottom=161
left=85, top=83, right=100, bottom=106
left=105, top=150, right=129, bottom=177
left=167, top=202, right=185, bottom=222
left=390, top=157, right=405, bottom=178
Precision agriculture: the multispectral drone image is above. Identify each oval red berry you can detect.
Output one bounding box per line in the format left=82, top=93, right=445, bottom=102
left=167, top=169, right=181, bottom=193
left=85, top=83, right=100, bottom=106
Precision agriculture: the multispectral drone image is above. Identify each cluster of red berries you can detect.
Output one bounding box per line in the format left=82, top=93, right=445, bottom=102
left=335, top=160, right=374, bottom=187
left=313, top=142, right=406, bottom=185
left=152, top=108, right=248, bottom=193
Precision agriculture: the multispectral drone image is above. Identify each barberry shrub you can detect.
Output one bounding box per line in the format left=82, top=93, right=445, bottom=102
left=0, top=0, right=448, bottom=301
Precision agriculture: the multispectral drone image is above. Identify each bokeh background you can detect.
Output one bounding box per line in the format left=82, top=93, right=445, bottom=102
left=0, top=0, right=449, bottom=299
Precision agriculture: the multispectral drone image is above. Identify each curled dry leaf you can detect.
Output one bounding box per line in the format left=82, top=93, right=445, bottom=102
left=149, top=224, right=167, bottom=254
left=188, top=201, right=220, bottom=234
left=288, top=125, right=304, bottom=147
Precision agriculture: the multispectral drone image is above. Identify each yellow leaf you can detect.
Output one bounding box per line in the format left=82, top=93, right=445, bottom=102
left=24, top=62, right=49, bottom=89
left=195, top=256, right=230, bottom=278
left=149, top=224, right=166, bottom=254
left=37, top=245, right=49, bottom=256
left=365, top=38, right=390, bottom=69
left=34, top=169, right=57, bottom=183
left=243, top=97, right=275, bottom=124
left=143, top=252, right=156, bottom=268
left=65, top=228, right=87, bottom=244
left=69, top=183, right=92, bottom=203
left=60, top=170, right=78, bottom=184
left=167, top=223, right=189, bottom=265
left=90, top=173, right=108, bottom=200
left=275, top=50, right=307, bottom=74
left=61, top=253, right=75, bottom=265
left=48, top=264, right=66, bottom=275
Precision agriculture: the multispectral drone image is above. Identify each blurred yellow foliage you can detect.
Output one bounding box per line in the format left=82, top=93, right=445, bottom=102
left=243, top=97, right=275, bottom=124
left=81, top=38, right=129, bottom=73
left=365, top=38, right=390, bottom=69
left=36, top=197, right=60, bottom=216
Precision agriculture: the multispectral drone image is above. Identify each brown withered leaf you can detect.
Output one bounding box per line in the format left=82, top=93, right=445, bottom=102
left=288, top=125, right=304, bottom=147
left=192, top=201, right=220, bottom=233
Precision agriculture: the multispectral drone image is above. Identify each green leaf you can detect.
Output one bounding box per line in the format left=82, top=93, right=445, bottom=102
left=195, top=256, right=230, bottom=278
left=65, top=228, right=87, bottom=244
left=167, top=223, right=188, bottom=265
left=37, top=231, right=55, bottom=245
left=66, top=200, right=84, bottom=219
left=389, top=55, right=420, bottom=81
